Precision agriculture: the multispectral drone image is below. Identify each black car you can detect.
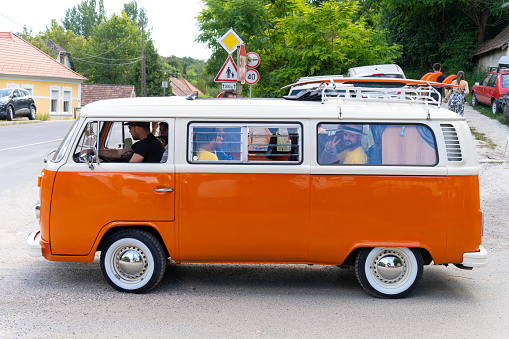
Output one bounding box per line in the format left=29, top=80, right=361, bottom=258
left=0, top=88, right=37, bottom=121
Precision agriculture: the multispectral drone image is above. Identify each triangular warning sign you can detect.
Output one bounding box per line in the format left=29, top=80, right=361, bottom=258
left=214, top=56, right=238, bottom=82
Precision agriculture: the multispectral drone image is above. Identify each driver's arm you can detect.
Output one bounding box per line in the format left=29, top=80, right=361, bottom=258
left=129, top=153, right=144, bottom=163
left=99, top=147, right=133, bottom=161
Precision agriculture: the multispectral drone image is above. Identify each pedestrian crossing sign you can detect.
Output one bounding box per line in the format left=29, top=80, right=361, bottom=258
left=214, top=56, right=238, bottom=83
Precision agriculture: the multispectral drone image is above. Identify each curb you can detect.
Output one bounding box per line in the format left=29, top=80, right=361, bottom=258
left=0, top=119, right=43, bottom=126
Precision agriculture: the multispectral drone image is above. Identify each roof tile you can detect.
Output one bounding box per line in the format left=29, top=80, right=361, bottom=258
left=0, top=32, right=86, bottom=80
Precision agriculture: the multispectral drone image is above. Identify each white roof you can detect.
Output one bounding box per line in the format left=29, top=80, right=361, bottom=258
left=80, top=96, right=464, bottom=121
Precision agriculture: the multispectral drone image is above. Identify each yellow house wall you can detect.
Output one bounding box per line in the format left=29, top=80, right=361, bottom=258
left=0, top=78, right=82, bottom=119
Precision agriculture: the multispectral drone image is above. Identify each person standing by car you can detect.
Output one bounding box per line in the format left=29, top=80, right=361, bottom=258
left=444, top=71, right=470, bottom=116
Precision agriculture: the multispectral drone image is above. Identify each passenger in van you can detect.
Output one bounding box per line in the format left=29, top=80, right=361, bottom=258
left=320, top=125, right=367, bottom=164
left=194, top=127, right=232, bottom=161
left=99, top=121, right=165, bottom=163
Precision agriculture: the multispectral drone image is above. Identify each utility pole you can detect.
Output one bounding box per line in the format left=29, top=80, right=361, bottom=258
left=141, top=21, right=146, bottom=97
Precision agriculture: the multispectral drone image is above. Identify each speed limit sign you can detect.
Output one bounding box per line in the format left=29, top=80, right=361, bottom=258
left=245, top=69, right=260, bottom=85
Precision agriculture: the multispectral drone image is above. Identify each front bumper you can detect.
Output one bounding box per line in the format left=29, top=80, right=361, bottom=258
left=462, top=245, right=488, bottom=267
left=27, top=229, right=42, bottom=257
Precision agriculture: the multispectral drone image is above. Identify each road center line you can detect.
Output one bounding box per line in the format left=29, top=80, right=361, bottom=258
left=0, top=139, right=62, bottom=152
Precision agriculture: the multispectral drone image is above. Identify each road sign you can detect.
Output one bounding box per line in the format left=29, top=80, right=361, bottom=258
left=245, top=69, right=260, bottom=85
left=214, top=56, right=238, bottom=82
left=238, top=44, right=247, bottom=84
left=161, top=81, right=168, bottom=88
left=218, top=28, right=243, bottom=55
left=246, top=52, right=260, bottom=68
left=221, top=83, right=237, bottom=90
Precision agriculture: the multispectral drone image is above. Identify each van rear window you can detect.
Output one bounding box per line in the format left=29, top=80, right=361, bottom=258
left=318, top=123, right=437, bottom=166
left=188, top=123, right=302, bottom=163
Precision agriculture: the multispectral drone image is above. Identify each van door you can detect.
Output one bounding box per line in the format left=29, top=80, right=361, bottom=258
left=177, top=122, right=309, bottom=263
left=49, top=119, right=175, bottom=256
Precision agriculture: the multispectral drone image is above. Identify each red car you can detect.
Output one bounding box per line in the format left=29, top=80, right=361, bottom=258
left=471, top=65, right=509, bottom=114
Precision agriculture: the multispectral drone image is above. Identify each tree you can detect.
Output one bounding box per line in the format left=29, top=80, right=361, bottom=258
left=62, top=0, right=106, bottom=38
left=197, top=0, right=401, bottom=97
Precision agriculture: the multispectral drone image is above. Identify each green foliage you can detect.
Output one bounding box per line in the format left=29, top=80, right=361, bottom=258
left=197, top=0, right=401, bottom=97
left=62, top=0, right=106, bottom=38
left=361, top=0, right=509, bottom=75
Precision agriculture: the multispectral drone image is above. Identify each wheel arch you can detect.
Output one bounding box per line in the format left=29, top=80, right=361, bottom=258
left=343, top=244, right=433, bottom=266
left=96, top=224, right=170, bottom=259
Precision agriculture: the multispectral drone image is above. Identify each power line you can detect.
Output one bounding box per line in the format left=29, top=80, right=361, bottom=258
left=0, top=12, right=30, bottom=31
left=71, top=57, right=142, bottom=66
left=69, top=49, right=142, bottom=61
left=81, top=30, right=139, bottom=58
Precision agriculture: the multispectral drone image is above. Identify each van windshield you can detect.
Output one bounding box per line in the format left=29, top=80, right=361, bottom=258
left=51, top=119, right=80, bottom=162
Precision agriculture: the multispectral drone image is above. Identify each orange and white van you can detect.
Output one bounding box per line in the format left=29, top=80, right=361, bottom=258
left=27, top=81, right=487, bottom=298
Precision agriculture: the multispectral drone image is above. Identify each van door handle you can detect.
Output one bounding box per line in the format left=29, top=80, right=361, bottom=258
left=154, top=187, right=174, bottom=193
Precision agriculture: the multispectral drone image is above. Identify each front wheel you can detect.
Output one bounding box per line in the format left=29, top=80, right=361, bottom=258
left=100, top=229, right=166, bottom=293
left=471, top=93, right=478, bottom=107
left=6, top=105, right=13, bottom=121
left=492, top=100, right=499, bottom=114
left=355, top=247, right=423, bottom=298
left=28, top=105, right=36, bottom=120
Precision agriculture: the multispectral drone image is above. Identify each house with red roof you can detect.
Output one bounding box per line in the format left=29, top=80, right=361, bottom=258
left=81, top=84, right=136, bottom=106
left=169, top=77, right=204, bottom=96
left=0, top=32, right=86, bottom=119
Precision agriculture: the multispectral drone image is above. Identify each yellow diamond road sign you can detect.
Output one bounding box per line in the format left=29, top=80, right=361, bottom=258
left=218, top=28, right=243, bottom=55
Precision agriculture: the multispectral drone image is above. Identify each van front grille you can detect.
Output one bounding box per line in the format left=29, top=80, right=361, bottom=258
left=441, top=124, right=462, bottom=162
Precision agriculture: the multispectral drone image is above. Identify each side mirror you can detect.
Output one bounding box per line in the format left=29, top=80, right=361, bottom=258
left=475, top=82, right=480, bottom=86
left=80, top=146, right=100, bottom=170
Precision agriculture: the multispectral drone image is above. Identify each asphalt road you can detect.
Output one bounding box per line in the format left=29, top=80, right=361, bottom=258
left=0, top=117, right=508, bottom=338
left=0, top=120, right=74, bottom=192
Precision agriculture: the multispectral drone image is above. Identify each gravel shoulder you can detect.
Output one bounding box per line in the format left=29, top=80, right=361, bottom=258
left=462, top=103, right=509, bottom=252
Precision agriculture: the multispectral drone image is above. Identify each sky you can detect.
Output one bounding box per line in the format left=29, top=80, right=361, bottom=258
left=0, top=0, right=212, bottom=60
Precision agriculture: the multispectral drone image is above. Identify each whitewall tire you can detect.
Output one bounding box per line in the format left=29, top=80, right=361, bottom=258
left=355, top=247, right=423, bottom=298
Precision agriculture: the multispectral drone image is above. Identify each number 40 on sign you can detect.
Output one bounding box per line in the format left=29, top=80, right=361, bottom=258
left=245, top=69, right=260, bottom=85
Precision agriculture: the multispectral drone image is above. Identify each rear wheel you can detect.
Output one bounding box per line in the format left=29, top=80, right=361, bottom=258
left=355, top=247, right=423, bottom=298
left=492, top=100, right=499, bottom=114
left=471, top=93, right=478, bottom=107
left=100, top=229, right=166, bottom=293
left=6, top=105, right=13, bottom=121
left=28, top=105, right=36, bottom=120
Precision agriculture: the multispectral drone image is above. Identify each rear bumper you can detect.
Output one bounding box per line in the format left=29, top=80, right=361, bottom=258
left=462, top=245, right=487, bottom=267
left=27, top=229, right=42, bottom=257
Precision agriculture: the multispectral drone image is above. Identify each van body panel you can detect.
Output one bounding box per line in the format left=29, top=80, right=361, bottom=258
left=50, top=171, right=175, bottom=255
left=309, top=175, right=448, bottom=264
left=176, top=173, right=310, bottom=262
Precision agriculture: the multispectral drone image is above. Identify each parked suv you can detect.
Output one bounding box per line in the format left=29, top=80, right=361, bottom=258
left=471, top=57, right=509, bottom=114
left=0, top=88, right=37, bottom=121
left=346, top=64, right=406, bottom=79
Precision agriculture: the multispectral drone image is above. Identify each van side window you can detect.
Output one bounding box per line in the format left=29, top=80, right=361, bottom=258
left=189, top=123, right=302, bottom=163
left=318, top=123, right=437, bottom=166
left=73, top=120, right=169, bottom=163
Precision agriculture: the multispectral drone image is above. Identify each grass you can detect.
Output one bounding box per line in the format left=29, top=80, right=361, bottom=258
left=36, top=113, right=50, bottom=121
left=469, top=126, right=497, bottom=149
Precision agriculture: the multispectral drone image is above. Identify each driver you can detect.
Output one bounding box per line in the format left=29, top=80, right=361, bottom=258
left=100, top=122, right=165, bottom=163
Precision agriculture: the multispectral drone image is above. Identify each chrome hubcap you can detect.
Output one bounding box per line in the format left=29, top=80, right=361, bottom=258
left=371, top=249, right=407, bottom=285
left=111, top=245, right=148, bottom=282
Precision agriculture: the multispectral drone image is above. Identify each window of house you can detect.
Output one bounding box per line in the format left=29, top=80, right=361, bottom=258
left=50, top=89, right=59, bottom=113
left=188, top=123, right=302, bottom=163
left=63, top=90, right=71, bottom=113
left=317, top=123, right=437, bottom=166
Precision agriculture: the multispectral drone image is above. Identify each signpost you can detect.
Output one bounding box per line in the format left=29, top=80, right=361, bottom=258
left=246, top=52, right=260, bottom=68
left=162, top=81, right=168, bottom=96
left=218, top=28, right=243, bottom=55
left=214, top=55, right=238, bottom=83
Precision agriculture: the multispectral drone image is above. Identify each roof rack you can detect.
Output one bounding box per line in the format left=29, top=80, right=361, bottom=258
left=488, top=66, right=509, bottom=73
left=284, top=82, right=442, bottom=107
